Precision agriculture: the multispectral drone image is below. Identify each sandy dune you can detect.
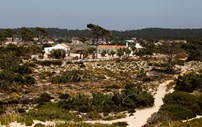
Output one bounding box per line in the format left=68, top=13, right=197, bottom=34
left=3, top=80, right=172, bottom=127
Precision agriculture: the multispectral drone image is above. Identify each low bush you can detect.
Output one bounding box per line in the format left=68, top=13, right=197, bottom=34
left=173, top=60, right=185, bottom=66
left=59, top=93, right=70, bottom=100
left=169, top=117, right=202, bottom=127
left=54, top=123, right=118, bottom=127
left=35, top=60, right=62, bottom=66
left=112, top=122, right=128, bottom=127
left=23, top=115, right=34, bottom=126
left=161, top=104, right=196, bottom=120
left=24, top=75, right=36, bottom=85
left=147, top=112, right=171, bottom=125
left=34, top=123, right=45, bottom=127
left=59, top=88, right=154, bottom=113
left=14, top=75, right=36, bottom=85
left=18, top=108, right=26, bottom=113
left=160, top=92, right=201, bottom=120
left=37, top=93, right=53, bottom=104
left=51, top=70, right=81, bottom=83
left=175, top=73, right=202, bottom=92
left=0, top=106, right=5, bottom=115
left=25, top=102, right=81, bottom=122
left=14, top=65, right=32, bottom=75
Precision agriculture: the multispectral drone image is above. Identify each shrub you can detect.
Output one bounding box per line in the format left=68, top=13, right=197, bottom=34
left=15, top=65, right=32, bottom=75
left=112, top=122, right=128, bottom=127
left=147, top=112, right=171, bottom=125
left=14, top=74, right=24, bottom=84
left=160, top=92, right=201, bottom=120
left=35, top=60, right=62, bottom=66
left=136, top=91, right=154, bottom=107
left=59, top=93, right=70, bottom=100
left=34, top=123, right=45, bottom=127
left=59, top=88, right=154, bottom=113
left=23, top=116, right=34, bottom=126
left=24, top=75, right=36, bottom=85
left=160, top=104, right=196, bottom=120
left=198, top=95, right=202, bottom=109
left=173, top=60, right=185, bottom=66
left=175, top=73, right=202, bottom=92
left=0, top=106, right=5, bottom=115
left=26, top=102, right=81, bottom=122
left=37, top=93, right=53, bottom=104
left=51, top=70, right=81, bottom=83
left=50, top=49, right=66, bottom=59
left=18, top=108, right=26, bottom=113
left=13, top=75, right=36, bottom=85
left=142, top=77, right=154, bottom=82
left=124, top=83, right=137, bottom=89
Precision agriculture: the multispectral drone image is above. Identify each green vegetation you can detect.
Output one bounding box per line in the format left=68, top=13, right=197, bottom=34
left=161, top=92, right=201, bottom=120
left=182, top=40, right=202, bottom=61
left=21, top=27, right=35, bottom=42
left=59, top=87, right=154, bottom=113
left=35, top=60, right=63, bottom=66
left=124, top=48, right=131, bottom=57
left=24, top=102, right=82, bottom=122
left=3, top=28, right=202, bottom=127
left=175, top=72, right=202, bottom=92
left=87, top=24, right=112, bottom=43
left=51, top=70, right=81, bottom=83
left=158, top=43, right=181, bottom=73
left=151, top=117, right=202, bottom=127
left=3, top=28, right=202, bottom=40
left=101, top=50, right=107, bottom=57
left=0, top=45, right=37, bottom=89
left=117, top=48, right=124, bottom=57
left=50, top=49, right=66, bottom=59
left=53, top=123, right=125, bottom=127
left=148, top=71, right=202, bottom=126
left=37, top=93, right=53, bottom=104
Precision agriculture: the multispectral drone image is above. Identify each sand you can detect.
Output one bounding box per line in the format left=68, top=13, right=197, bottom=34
left=183, top=115, right=202, bottom=123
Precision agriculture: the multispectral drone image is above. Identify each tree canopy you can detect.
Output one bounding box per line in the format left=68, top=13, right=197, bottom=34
left=87, top=24, right=112, bottom=43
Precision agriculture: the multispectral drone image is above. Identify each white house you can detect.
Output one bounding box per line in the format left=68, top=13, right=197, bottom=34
left=135, top=43, right=143, bottom=49
left=126, top=40, right=135, bottom=43
left=44, top=43, right=70, bottom=55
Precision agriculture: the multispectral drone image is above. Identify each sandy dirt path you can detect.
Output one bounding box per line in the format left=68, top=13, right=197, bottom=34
left=85, top=80, right=173, bottom=127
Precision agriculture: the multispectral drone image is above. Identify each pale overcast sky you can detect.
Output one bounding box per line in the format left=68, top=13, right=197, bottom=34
left=0, top=0, right=202, bottom=30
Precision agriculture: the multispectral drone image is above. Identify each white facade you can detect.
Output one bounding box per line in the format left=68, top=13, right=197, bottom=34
left=126, top=40, right=135, bottom=43
left=44, top=44, right=70, bottom=54
left=135, top=43, right=143, bottom=49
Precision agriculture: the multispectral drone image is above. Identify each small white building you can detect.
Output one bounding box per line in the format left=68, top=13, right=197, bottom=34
left=44, top=43, right=70, bottom=55
left=126, top=40, right=135, bottom=43
left=135, top=43, right=143, bottom=49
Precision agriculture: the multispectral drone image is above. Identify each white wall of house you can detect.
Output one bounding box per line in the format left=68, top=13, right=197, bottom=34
left=135, top=43, right=143, bottom=49
left=44, top=44, right=70, bottom=54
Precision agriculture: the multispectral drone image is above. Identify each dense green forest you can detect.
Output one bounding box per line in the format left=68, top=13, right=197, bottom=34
left=1, top=28, right=202, bottom=40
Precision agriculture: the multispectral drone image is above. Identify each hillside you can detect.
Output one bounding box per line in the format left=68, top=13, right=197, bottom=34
left=1, top=28, right=202, bottom=40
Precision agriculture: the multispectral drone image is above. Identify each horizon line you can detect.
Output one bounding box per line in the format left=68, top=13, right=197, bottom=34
left=1, top=27, right=202, bottom=31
